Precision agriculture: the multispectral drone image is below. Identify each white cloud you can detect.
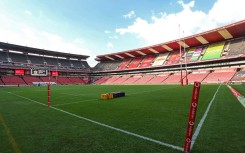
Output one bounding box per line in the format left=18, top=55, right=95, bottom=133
left=104, top=30, right=111, bottom=34
left=116, top=0, right=245, bottom=46
left=106, top=42, right=114, bottom=49
left=109, top=35, right=118, bottom=39
left=24, top=10, right=32, bottom=16
left=0, top=12, right=98, bottom=67
left=208, top=0, right=245, bottom=24
left=123, top=10, right=136, bottom=19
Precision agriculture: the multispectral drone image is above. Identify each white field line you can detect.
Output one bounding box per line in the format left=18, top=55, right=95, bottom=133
left=190, top=84, right=222, bottom=150
left=53, top=99, right=99, bottom=106
left=227, top=85, right=245, bottom=108
left=7, top=92, right=183, bottom=152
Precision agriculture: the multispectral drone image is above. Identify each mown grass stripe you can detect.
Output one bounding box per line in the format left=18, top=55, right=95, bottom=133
left=0, top=113, right=21, bottom=153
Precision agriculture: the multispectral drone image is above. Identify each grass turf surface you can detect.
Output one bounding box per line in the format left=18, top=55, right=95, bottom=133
left=0, top=84, right=244, bottom=153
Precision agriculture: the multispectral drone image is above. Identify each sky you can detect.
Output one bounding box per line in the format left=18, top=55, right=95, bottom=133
left=0, top=0, right=244, bottom=67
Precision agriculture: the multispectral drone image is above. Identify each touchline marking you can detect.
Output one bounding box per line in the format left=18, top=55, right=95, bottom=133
left=8, top=92, right=183, bottom=152
left=52, top=99, right=99, bottom=106
left=190, top=84, right=221, bottom=150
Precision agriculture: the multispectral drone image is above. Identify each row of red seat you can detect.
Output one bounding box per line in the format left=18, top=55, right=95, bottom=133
left=93, top=69, right=238, bottom=84
left=0, top=76, right=86, bottom=85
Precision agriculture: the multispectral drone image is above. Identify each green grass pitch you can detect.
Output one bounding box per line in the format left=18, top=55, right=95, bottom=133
left=0, top=84, right=244, bottom=153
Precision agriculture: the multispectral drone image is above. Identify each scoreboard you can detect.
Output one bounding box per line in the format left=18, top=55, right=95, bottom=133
left=15, top=69, right=24, bottom=75
left=51, top=71, right=58, bottom=76
left=31, top=68, right=48, bottom=76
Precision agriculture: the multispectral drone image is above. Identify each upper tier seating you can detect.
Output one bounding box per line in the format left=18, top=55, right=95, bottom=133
left=202, top=42, right=225, bottom=60
left=134, top=75, right=154, bottom=84
left=227, top=38, right=244, bottom=57
left=0, top=51, right=9, bottom=62
left=147, top=73, right=170, bottom=84
left=93, top=62, right=105, bottom=71
left=127, top=57, right=144, bottom=69
left=23, top=76, right=43, bottom=85
left=117, top=58, right=132, bottom=70
left=58, top=59, right=71, bottom=67
left=152, top=53, right=169, bottom=66
left=9, top=52, right=28, bottom=63
left=185, top=49, right=195, bottom=63
left=139, top=55, right=156, bottom=68
left=70, top=60, right=85, bottom=68
left=190, top=47, right=203, bottom=62
left=28, top=55, right=45, bottom=65
left=43, top=57, right=58, bottom=66
left=165, top=51, right=184, bottom=65
left=1, top=76, right=26, bottom=85
left=98, top=61, right=122, bottom=71
left=202, top=69, right=236, bottom=83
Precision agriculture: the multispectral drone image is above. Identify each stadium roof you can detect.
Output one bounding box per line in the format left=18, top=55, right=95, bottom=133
left=0, top=41, right=89, bottom=60
left=96, top=20, right=245, bottom=61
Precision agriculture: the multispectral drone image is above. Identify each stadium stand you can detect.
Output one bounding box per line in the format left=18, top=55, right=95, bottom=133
left=23, top=76, right=43, bottom=85
left=152, top=53, right=169, bottom=66
left=231, top=70, right=245, bottom=82
left=0, top=79, right=4, bottom=85
left=202, top=69, right=236, bottom=83
left=43, top=57, right=58, bottom=66
left=184, top=48, right=195, bottom=63
left=117, top=58, right=132, bottom=70
left=139, top=55, right=156, bottom=68
left=123, top=75, right=141, bottom=84
left=134, top=75, right=154, bottom=84
left=1, top=75, right=26, bottom=85
left=58, top=58, right=71, bottom=67
left=227, top=37, right=244, bottom=56
left=103, top=76, right=120, bottom=84
left=127, top=57, right=144, bottom=69
left=0, top=50, right=9, bottom=62
left=185, top=71, right=209, bottom=83
left=147, top=73, right=170, bottom=84
left=40, top=76, right=58, bottom=83
left=9, top=52, right=28, bottom=63
left=28, top=55, right=45, bottom=65
left=96, top=61, right=122, bottom=71
left=93, top=77, right=109, bottom=84
left=70, top=61, right=83, bottom=69
left=165, top=51, right=184, bottom=65
left=57, top=77, right=73, bottom=85
left=202, top=42, right=225, bottom=60
left=69, top=77, right=86, bottom=84
left=189, top=47, right=203, bottom=62
left=163, top=72, right=187, bottom=84
left=112, top=76, right=130, bottom=84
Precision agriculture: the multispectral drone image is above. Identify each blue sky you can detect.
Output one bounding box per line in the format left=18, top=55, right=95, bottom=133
left=0, top=0, right=244, bottom=66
